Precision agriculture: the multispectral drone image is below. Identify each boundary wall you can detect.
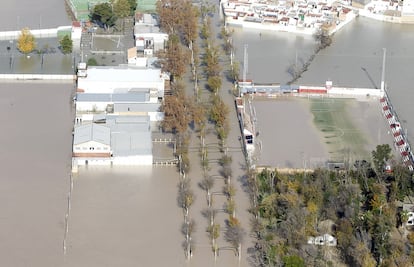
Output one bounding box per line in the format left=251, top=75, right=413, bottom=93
left=0, top=26, right=72, bottom=41
left=0, top=74, right=76, bottom=80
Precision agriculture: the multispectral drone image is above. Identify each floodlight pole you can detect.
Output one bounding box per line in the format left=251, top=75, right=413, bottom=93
left=380, top=48, right=386, bottom=92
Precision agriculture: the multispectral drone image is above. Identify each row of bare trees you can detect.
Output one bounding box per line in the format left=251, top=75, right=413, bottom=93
left=197, top=8, right=246, bottom=261
left=157, top=0, right=246, bottom=261
left=156, top=0, right=200, bottom=260
left=287, top=30, right=332, bottom=84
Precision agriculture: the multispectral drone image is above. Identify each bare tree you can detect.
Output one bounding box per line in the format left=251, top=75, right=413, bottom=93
left=177, top=179, right=194, bottom=221
left=225, top=219, right=246, bottom=262
left=203, top=207, right=218, bottom=227
left=200, top=174, right=215, bottom=206
left=207, top=223, right=220, bottom=259
left=182, top=219, right=196, bottom=259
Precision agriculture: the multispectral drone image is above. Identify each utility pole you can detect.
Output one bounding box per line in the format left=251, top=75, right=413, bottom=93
left=243, top=44, right=248, bottom=84
left=380, top=48, right=386, bottom=92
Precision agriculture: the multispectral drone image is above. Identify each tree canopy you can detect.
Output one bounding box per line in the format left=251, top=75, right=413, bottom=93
left=59, top=35, right=73, bottom=54
left=17, top=28, right=36, bottom=54
left=112, top=0, right=130, bottom=18
left=91, top=3, right=116, bottom=28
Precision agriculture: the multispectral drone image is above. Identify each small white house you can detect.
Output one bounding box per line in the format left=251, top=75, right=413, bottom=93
left=127, top=47, right=148, bottom=66
left=308, top=234, right=337, bottom=246
left=134, top=13, right=168, bottom=54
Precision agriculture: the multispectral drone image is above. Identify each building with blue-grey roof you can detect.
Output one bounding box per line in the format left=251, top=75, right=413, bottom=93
left=75, top=90, right=163, bottom=122
left=73, top=115, right=153, bottom=166
left=73, top=123, right=111, bottom=161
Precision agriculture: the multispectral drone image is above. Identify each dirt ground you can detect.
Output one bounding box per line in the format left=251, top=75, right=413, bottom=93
left=252, top=95, right=396, bottom=169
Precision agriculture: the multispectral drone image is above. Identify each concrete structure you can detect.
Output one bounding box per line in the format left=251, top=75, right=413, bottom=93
left=71, top=21, right=82, bottom=50
left=77, top=65, right=166, bottom=99
left=134, top=13, right=168, bottom=55
left=0, top=26, right=72, bottom=40
left=73, top=115, right=153, bottom=166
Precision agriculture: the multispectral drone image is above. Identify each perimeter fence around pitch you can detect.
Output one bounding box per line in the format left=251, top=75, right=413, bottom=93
left=380, top=88, right=414, bottom=171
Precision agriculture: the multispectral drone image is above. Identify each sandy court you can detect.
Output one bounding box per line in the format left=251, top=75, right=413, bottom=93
left=0, top=81, right=74, bottom=267
left=64, top=166, right=186, bottom=267
left=252, top=96, right=396, bottom=169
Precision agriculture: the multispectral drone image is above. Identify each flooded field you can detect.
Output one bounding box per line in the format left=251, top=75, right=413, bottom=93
left=0, top=39, right=75, bottom=75
left=0, top=81, right=74, bottom=267
left=253, top=96, right=395, bottom=169
left=0, top=0, right=71, bottom=30
left=64, top=166, right=185, bottom=267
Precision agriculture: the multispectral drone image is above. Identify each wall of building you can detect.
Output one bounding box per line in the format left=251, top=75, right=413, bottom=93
left=76, top=102, right=109, bottom=112
left=73, top=140, right=111, bottom=155
left=77, top=80, right=164, bottom=96
left=0, top=74, right=75, bottom=80
left=112, top=155, right=153, bottom=165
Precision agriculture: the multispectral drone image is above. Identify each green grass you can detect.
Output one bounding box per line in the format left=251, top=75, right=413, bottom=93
left=309, top=98, right=369, bottom=163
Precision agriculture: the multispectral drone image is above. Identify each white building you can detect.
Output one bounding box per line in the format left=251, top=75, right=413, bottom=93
left=75, top=90, right=163, bottom=122
left=134, top=13, right=168, bottom=55
left=402, top=0, right=414, bottom=17
left=73, top=115, right=153, bottom=166
left=77, top=66, right=166, bottom=99
left=127, top=47, right=148, bottom=66
left=307, top=234, right=337, bottom=246
left=73, top=123, right=112, bottom=165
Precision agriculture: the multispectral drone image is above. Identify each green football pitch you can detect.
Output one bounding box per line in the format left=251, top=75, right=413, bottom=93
left=309, top=97, right=370, bottom=163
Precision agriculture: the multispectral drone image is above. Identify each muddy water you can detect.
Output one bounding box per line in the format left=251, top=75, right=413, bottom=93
left=230, top=16, right=414, bottom=143
left=0, top=0, right=71, bottom=30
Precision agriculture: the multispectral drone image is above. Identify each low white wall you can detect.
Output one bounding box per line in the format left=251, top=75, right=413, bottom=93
left=112, top=155, right=153, bottom=166
left=0, top=74, right=75, bottom=80
left=76, top=158, right=112, bottom=166
left=0, top=28, right=62, bottom=40
left=358, top=9, right=403, bottom=23
left=76, top=102, right=108, bottom=112
left=328, top=87, right=383, bottom=97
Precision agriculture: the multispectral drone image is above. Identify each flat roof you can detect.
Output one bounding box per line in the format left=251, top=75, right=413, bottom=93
left=81, top=66, right=162, bottom=83
left=76, top=92, right=150, bottom=103
left=134, top=24, right=162, bottom=34
left=114, top=103, right=160, bottom=113
left=106, top=115, right=152, bottom=156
